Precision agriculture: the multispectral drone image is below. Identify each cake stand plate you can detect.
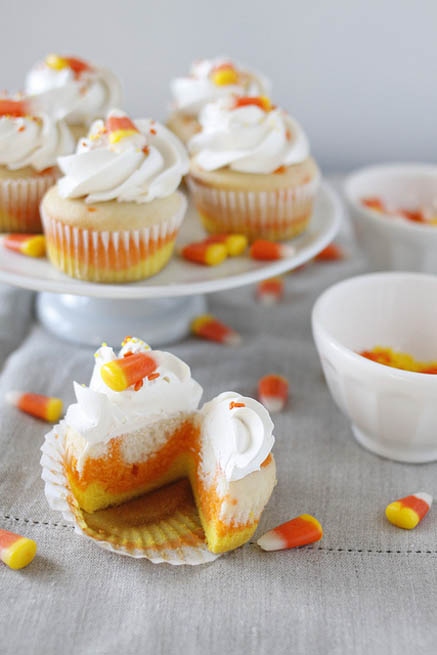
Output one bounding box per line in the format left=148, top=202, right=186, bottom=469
left=0, top=182, right=341, bottom=346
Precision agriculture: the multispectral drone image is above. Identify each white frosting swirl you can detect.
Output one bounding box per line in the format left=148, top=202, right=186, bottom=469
left=57, top=110, right=189, bottom=203
left=0, top=109, right=75, bottom=172
left=189, top=96, right=310, bottom=174
left=171, top=56, right=271, bottom=116
left=25, top=55, right=122, bottom=124
left=200, top=391, right=274, bottom=482
left=65, top=338, right=203, bottom=446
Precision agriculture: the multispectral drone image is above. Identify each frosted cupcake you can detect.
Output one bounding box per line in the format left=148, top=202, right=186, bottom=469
left=0, top=96, right=75, bottom=233
left=25, top=54, right=122, bottom=141
left=41, top=336, right=276, bottom=561
left=41, top=110, right=188, bottom=283
left=187, top=95, right=320, bottom=241
left=167, top=56, right=270, bottom=144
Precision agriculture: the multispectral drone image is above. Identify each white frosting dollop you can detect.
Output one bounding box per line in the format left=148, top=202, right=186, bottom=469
left=171, top=56, right=271, bottom=116
left=65, top=338, right=203, bottom=446
left=0, top=106, right=75, bottom=172
left=189, top=96, right=310, bottom=174
left=57, top=110, right=189, bottom=203
left=200, top=391, right=274, bottom=482
left=25, top=55, right=122, bottom=124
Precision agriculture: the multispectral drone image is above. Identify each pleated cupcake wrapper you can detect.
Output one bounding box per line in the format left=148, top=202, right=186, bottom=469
left=40, top=423, right=220, bottom=565
left=0, top=170, right=59, bottom=233
left=187, top=173, right=320, bottom=241
left=40, top=195, right=187, bottom=282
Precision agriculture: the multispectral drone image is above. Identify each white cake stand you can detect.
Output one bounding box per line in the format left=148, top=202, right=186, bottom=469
left=0, top=181, right=341, bottom=346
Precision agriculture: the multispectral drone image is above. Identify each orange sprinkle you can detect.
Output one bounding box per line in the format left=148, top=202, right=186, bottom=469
left=134, top=380, right=144, bottom=391
left=142, top=146, right=150, bottom=155
left=274, top=165, right=286, bottom=174
left=87, top=207, right=97, bottom=212
left=18, top=125, right=25, bottom=132
left=150, top=128, right=156, bottom=135
left=229, top=401, right=246, bottom=409
left=147, top=372, right=160, bottom=381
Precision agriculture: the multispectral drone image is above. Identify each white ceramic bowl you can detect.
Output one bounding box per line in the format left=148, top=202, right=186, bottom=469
left=312, top=272, right=437, bottom=463
left=344, top=163, right=437, bottom=273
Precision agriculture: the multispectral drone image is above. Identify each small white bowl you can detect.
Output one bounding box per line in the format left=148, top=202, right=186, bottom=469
left=344, top=163, right=437, bottom=273
left=312, top=272, right=437, bottom=463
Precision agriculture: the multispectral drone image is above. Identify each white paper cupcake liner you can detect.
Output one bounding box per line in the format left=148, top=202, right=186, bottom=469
left=187, top=173, right=320, bottom=241
left=40, top=422, right=220, bottom=565
left=0, top=169, right=59, bottom=233
left=41, top=195, right=187, bottom=282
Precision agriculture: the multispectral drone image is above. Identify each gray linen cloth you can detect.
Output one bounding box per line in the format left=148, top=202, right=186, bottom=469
left=1, top=198, right=437, bottom=655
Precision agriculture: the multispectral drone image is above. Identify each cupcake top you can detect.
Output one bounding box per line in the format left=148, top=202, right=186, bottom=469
left=170, top=56, right=270, bottom=117
left=65, top=337, right=203, bottom=447
left=188, top=95, right=310, bottom=174
left=25, top=54, right=122, bottom=125
left=200, top=391, right=274, bottom=482
left=0, top=96, right=75, bottom=172
left=57, top=110, right=189, bottom=203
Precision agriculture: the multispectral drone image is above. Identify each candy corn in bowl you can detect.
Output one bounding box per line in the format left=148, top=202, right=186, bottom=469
left=312, top=272, right=437, bottom=463
left=41, top=110, right=189, bottom=283
left=187, top=95, right=320, bottom=242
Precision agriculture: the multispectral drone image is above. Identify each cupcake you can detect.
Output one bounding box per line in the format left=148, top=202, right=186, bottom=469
left=41, top=337, right=276, bottom=561
left=25, top=54, right=122, bottom=141
left=167, top=56, right=270, bottom=144
left=41, top=110, right=188, bottom=282
left=187, top=95, right=320, bottom=241
left=0, top=96, right=75, bottom=233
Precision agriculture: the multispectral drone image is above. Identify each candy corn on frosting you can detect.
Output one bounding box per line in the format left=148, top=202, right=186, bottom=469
left=41, top=110, right=188, bottom=282
left=58, top=337, right=276, bottom=554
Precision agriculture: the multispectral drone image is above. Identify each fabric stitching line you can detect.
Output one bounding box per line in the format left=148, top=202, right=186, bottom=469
left=3, top=514, right=73, bottom=530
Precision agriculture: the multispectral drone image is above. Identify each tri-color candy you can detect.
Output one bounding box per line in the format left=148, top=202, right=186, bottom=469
left=204, top=233, right=248, bottom=257
left=191, top=314, right=241, bottom=345
left=181, top=241, right=228, bottom=266
left=6, top=391, right=63, bottom=422
left=1, top=233, right=46, bottom=258
left=385, top=492, right=432, bottom=530
left=0, top=529, right=37, bottom=570
left=257, top=514, right=323, bottom=551
left=250, top=239, right=295, bottom=261
left=101, top=353, right=157, bottom=392
left=256, top=277, right=284, bottom=305
left=258, top=374, right=289, bottom=412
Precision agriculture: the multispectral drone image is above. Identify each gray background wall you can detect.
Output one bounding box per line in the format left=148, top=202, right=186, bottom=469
left=4, top=0, right=436, bottom=171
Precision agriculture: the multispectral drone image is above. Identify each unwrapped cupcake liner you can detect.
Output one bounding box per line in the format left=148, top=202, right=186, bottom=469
left=41, top=196, right=187, bottom=283
left=40, top=423, right=220, bottom=565
left=0, top=169, right=59, bottom=233
left=187, top=173, right=320, bottom=241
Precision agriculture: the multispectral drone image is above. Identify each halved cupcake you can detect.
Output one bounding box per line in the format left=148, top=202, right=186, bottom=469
left=187, top=95, right=320, bottom=241
left=0, top=95, right=75, bottom=233
left=42, top=337, right=276, bottom=559
left=26, top=54, right=122, bottom=141
left=41, top=110, right=189, bottom=282
left=167, top=56, right=271, bottom=144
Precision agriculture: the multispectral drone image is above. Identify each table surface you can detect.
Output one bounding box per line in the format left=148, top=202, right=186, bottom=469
left=1, top=177, right=436, bottom=655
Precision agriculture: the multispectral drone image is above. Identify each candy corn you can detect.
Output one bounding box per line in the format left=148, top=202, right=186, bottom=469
left=314, top=243, right=344, bottom=262
left=0, top=529, right=37, bottom=570
left=258, top=374, right=289, bottom=412
left=6, top=391, right=63, bottom=422
left=250, top=240, right=295, bottom=261
left=191, top=314, right=241, bottom=345
left=257, top=514, right=323, bottom=551
left=181, top=241, right=227, bottom=266
left=101, top=353, right=157, bottom=391
left=211, top=64, right=239, bottom=86
left=204, top=233, right=248, bottom=256
left=0, top=233, right=46, bottom=258
left=385, top=492, right=432, bottom=530
left=106, top=115, right=139, bottom=144
left=256, top=277, right=284, bottom=305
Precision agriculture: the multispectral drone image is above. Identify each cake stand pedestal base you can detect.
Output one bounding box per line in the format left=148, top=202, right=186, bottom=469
left=36, top=293, right=207, bottom=347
